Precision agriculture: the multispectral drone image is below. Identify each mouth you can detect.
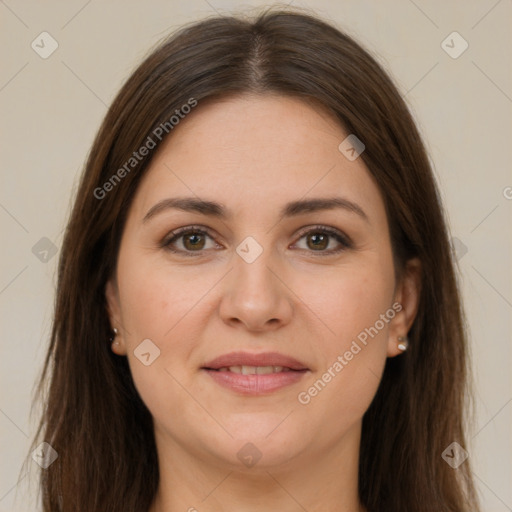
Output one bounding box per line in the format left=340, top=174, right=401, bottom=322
left=211, top=365, right=300, bottom=374
left=201, top=351, right=310, bottom=395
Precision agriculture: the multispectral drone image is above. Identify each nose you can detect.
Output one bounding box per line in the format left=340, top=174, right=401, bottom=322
left=218, top=247, right=293, bottom=332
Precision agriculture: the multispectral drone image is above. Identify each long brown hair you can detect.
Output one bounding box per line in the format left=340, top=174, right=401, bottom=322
left=31, top=8, right=480, bottom=511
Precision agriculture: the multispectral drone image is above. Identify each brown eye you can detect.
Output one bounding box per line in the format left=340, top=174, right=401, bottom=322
left=306, top=232, right=329, bottom=251
left=293, top=226, right=352, bottom=254
left=162, top=227, right=218, bottom=255
left=182, top=232, right=206, bottom=250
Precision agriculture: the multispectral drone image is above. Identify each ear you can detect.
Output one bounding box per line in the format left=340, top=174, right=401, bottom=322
left=387, top=257, right=422, bottom=357
left=105, top=278, right=127, bottom=355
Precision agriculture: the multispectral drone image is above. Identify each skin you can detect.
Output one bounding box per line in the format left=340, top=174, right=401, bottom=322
left=106, top=94, right=421, bottom=512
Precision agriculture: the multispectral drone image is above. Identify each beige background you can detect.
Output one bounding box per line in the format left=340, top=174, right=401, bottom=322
left=1, top=1, right=511, bottom=510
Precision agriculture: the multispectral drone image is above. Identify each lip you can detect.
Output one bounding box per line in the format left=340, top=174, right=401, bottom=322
left=201, top=351, right=310, bottom=396
left=202, top=351, right=309, bottom=371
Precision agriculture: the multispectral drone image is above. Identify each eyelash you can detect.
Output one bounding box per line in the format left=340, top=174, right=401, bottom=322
left=160, top=224, right=353, bottom=257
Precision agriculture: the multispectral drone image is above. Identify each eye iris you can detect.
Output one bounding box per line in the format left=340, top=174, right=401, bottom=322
left=307, top=232, right=328, bottom=250
left=183, top=233, right=205, bottom=250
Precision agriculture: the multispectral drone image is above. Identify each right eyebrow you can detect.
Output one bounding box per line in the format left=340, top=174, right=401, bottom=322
left=143, top=197, right=227, bottom=223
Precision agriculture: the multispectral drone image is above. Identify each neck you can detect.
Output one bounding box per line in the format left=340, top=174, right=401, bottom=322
left=149, top=421, right=366, bottom=512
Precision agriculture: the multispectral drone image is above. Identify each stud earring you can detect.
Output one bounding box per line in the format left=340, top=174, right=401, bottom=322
left=110, top=327, right=119, bottom=345
left=397, top=335, right=409, bottom=351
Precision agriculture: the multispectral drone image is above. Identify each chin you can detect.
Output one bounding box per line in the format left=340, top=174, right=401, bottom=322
left=205, top=414, right=310, bottom=469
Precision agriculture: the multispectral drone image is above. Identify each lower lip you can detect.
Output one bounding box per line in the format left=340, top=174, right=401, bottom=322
left=202, top=369, right=308, bottom=395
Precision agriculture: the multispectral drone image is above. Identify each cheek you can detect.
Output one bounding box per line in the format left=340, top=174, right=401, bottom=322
left=293, top=255, right=394, bottom=418
left=116, top=251, right=215, bottom=342
left=115, top=265, right=207, bottom=431
left=115, top=253, right=218, bottom=402
left=299, top=255, right=395, bottom=349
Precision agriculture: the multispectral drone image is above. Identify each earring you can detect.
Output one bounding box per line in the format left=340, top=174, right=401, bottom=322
left=397, top=336, right=409, bottom=351
left=110, top=327, right=119, bottom=345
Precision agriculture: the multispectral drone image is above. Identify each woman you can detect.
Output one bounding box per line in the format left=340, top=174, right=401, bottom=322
left=32, top=8, right=480, bottom=511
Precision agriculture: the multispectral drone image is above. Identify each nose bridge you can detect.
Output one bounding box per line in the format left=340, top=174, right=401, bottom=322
left=219, top=235, right=292, bottom=330
left=232, top=237, right=281, bottom=303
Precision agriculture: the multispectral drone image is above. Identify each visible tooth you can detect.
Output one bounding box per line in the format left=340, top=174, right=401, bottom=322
left=256, top=366, right=275, bottom=375
left=224, top=365, right=292, bottom=374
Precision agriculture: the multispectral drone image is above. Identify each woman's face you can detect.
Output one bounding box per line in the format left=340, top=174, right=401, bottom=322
left=106, top=94, right=420, bottom=470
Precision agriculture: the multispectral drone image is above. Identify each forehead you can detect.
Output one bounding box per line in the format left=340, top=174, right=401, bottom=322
left=129, top=94, right=387, bottom=228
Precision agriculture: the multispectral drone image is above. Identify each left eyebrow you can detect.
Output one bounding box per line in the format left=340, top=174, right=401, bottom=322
left=282, top=197, right=369, bottom=223
left=142, top=196, right=369, bottom=224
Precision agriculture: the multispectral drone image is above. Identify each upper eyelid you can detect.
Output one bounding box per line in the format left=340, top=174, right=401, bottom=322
left=294, top=224, right=348, bottom=239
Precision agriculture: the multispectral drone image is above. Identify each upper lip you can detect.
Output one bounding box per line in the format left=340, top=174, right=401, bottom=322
left=202, top=351, right=309, bottom=371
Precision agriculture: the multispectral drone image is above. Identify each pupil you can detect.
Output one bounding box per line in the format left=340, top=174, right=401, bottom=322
left=185, top=233, right=204, bottom=250
left=309, top=233, right=327, bottom=250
